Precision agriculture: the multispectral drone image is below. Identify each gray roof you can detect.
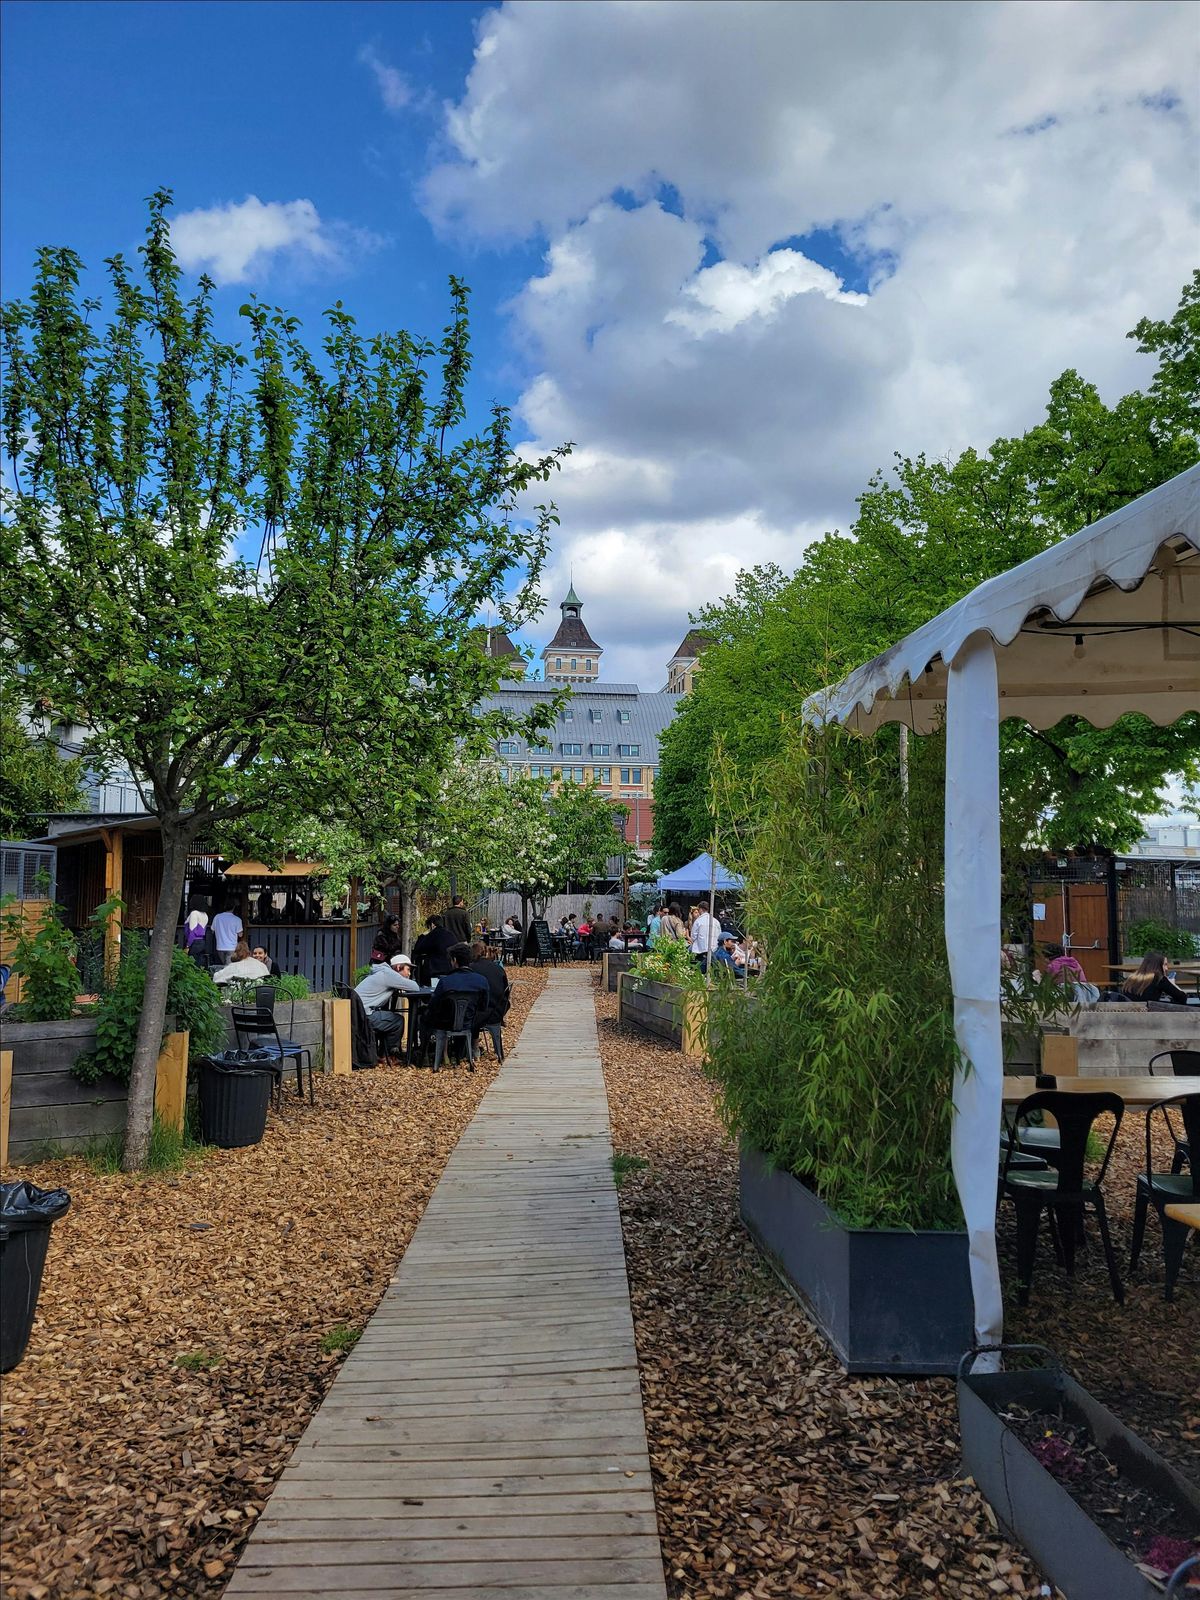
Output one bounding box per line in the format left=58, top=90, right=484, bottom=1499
left=477, top=680, right=679, bottom=765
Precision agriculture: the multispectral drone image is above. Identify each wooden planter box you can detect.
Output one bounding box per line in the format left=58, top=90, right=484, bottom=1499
left=616, top=975, right=707, bottom=1059
left=219, top=998, right=348, bottom=1076
left=740, top=1147, right=973, bottom=1376
left=958, top=1348, right=1200, bottom=1598
left=603, top=952, right=634, bottom=992
left=0, top=1017, right=187, bottom=1163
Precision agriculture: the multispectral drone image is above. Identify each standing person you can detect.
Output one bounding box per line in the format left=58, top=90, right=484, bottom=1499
left=413, top=914, right=458, bottom=986
left=689, top=903, right=722, bottom=970
left=182, top=909, right=209, bottom=963
left=355, top=952, right=420, bottom=1058
left=659, top=903, right=688, bottom=943
left=211, top=902, right=243, bottom=964
left=370, top=915, right=403, bottom=965
left=442, top=896, right=473, bottom=946
left=646, top=904, right=663, bottom=947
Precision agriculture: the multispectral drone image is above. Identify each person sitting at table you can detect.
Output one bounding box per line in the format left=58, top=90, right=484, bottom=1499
left=608, top=928, right=626, bottom=951
left=423, top=944, right=490, bottom=1056
left=1122, top=951, right=1188, bottom=1005
left=212, top=938, right=272, bottom=986
left=354, top=952, right=420, bottom=1058
left=250, top=945, right=282, bottom=978
left=502, top=914, right=523, bottom=944
left=413, top=914, right=458, bottom=986
left=711, top=932, right=740, bottom=973
left=370, top=915, right=403, bottom=965
left=468, top=940, right=511, bottom=1032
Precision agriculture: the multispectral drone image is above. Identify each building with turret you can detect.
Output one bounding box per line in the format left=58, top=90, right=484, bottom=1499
left=662, top=627, right=711, bottom=694
left=541, top=586, right=602, bottom=684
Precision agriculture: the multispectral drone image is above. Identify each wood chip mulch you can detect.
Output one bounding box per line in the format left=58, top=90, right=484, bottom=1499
left=595, top=982, right=1199, bottom=1600
left=0, top=964, right=547, bottom=1600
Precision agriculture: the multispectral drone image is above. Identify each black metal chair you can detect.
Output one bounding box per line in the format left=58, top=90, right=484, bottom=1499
left=1149, top=1051, right=1199, bottom=1172
left=431, top=994, right=477, bottom=1073
left=1129, top=1094, right=1200, bottom=1300
left=230, top=1005, right=314, bottom=1103
left=1001, top=1090, right=1125, bottom=1306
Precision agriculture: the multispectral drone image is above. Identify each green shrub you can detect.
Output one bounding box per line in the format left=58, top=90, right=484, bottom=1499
left=1, top=896, right=78, bottom=1021
left=706, top=721, right=961, bottom=1232
left=351, top=964, right=371, bottom=986
left=1123, top=918, right=1197, bottom=963
left=75, top=941, right=225, bottom=1084
left=223, top=971, right=310, bottom=1005
left=628, top=936, right=704, bottom=991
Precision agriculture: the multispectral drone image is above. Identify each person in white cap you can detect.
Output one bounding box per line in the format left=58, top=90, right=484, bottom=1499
left=354, top=952, right=421, bottom=1055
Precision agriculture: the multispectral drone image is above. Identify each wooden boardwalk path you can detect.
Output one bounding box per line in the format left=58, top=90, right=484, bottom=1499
left=225, top=965, right=667, bottom=1599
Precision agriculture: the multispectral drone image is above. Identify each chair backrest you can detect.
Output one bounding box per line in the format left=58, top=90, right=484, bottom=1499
left=1146, top=1094, right=1200, bottom=1197
left=230, top=1005, right=282, bottom=1047
left=1010, top=1090, right=1124, bottom=1193
left=256, top=985, right=277, bottom=1013
left=1149, top=1049, right=1200, bottom=1076
left=448, top=992, right=476, bottom=1033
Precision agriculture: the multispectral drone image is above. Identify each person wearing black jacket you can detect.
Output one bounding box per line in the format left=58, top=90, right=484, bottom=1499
left=468, top=939, right=511, bottom=1028
left=412, top=914, right=458, bottom=986
left=442, top=896, right=473, bottom=946
left=370, top=915, right=404, bottom=965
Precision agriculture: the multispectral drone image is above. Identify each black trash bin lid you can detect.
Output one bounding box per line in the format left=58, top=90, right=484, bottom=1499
left=201, top=1050, right=277, bottom=1075
left=0, top=1181, right=71, bottom=1237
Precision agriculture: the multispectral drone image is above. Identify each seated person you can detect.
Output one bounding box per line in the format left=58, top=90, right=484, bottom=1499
left=468, top=939, right=511, bottom=1030
left=354, top=953, right=420, bottom=1055
left=608, top=930, right=626, bottom=951
left=1121, top=951, right=1188, bottom=1005
left=502, top=914, right=523, bottom=943
left=250, top=945, right=283, bottom=978
left=370, top=915, right=403, bottom=965
left=213, top=938, right=272, bottom=985
left=412, top=914, right=458, bottom=985
left=424, top=944, right=491, bottom=1047
left=711, top=932, right=741, bottom=972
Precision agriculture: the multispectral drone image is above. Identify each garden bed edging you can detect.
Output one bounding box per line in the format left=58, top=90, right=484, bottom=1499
left=739, top=1145, right=973, bottom=1376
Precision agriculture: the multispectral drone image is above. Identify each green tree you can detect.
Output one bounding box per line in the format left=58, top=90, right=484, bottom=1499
left=655, top=274, right=1200, bottom=863
left=0, top=695, right=88, bottom=836
left=1, top=193, right=566, bottom=1166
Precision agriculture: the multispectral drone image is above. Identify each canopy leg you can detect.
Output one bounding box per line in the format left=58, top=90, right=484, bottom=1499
left=945, top=633, right=1004, bottom=1360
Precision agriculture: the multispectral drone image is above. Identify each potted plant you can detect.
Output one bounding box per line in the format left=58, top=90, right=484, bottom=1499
left=958, top=1346, right=1200, bottom=1598
left=707, top=723, right=974, bottom=1375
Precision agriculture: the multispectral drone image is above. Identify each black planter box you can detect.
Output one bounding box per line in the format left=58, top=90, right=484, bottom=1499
left=739, top=1147, right=972, bottom=1375
left=958, top=1347, right=1200, bottom=1600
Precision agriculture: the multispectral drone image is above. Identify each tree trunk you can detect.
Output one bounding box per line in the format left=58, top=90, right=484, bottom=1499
left=399, top=880, right=419, bottom=954
left=122, top=822, right=190, bottom=1170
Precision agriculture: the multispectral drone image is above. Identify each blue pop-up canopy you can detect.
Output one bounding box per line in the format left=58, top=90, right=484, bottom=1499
left=655, top=852, right=744, bottom=897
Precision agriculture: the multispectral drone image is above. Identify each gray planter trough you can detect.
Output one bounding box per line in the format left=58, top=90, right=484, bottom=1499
left=958, top=1346, right=1200, bottom=1599
left=739, top=1146, right=973, bottom=1375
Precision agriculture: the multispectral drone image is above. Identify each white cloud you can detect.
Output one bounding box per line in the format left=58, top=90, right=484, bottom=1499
left=422, top=1, right=1199, bottom=684
left=171, top=195, right=380, bottom=286
left=359, top=43, right=413, bottom=113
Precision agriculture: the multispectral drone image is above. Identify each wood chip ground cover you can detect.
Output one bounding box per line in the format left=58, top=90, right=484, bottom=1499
left=595, top=983, right=1199, bottom=1600
left=0, top=966, right=547, bottom=1600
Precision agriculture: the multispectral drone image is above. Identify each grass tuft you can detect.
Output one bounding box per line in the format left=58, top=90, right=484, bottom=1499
left=611, top=1151, right=650, bottom=1188
left=84, top=1114, right=210, bottom=1176
left=320, top=1324, right=361, bottom=1356
left=173, top=1351, right=221, bottom=1372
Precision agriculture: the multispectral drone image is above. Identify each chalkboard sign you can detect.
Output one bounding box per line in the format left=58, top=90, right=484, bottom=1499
left=530, top=918, right=555, bottom=964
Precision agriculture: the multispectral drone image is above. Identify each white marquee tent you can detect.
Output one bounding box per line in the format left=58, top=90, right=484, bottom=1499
left=805, top=464, right=1200, bottom=1353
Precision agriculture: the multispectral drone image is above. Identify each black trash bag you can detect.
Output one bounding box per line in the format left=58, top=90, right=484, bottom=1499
left=202, top=1048, right=277, bottom=1072
left=0, top=1181, right=71, bottom=1374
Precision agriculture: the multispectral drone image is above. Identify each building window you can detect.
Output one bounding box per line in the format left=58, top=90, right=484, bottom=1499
left=620, top=767, right=642, bottom=785
left=586, top=659, right=593, bottom=672
left=593, top=767, right=610, bottom=784
left=561, top=742, right=582, bottom=756
left=617, top=743, right=640, bottom=757
left=561, top=765, right=585, bottom=782
left=562, top=708, right=573, bottom=721
left=589, top=708, right=603, bottom=722
left=617, top=709, right=631, bottom=723
left=530, top=744, right=552, bottom=757
left=555, top=657, right=562, bottom=669
left=498, top=740, right=519, bottom=755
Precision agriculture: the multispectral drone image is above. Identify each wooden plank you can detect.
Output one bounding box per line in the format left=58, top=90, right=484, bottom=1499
left=328, top=997, right=351, bottom=1076
left=154, top=1030, right=189, bottom=1135
left=229, top=967, right=666, bottom=1598
left=0, top=1049, right=10, bottom=1167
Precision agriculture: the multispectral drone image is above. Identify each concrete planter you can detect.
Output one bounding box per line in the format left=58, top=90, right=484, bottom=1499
left=739, top=1147, right=973, bottom=1376
left=958, top=1348, right=1200, bottom=1599
left=616, top=975, right=707, bottom=1059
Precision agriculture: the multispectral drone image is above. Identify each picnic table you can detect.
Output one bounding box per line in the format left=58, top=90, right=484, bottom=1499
left=1003, top=1075, right=1200, bottom=1107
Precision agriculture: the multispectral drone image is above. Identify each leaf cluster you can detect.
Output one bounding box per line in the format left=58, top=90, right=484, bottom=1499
left=0, top=896, right=78, bottom=1021
left=75, top=940, right=225, bottom=1084
left=1122, top=918, right=1198, bottom=963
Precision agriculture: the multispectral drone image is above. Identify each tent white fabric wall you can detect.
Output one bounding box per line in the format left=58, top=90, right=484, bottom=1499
left=805, top=464, right=1200, bottom=1353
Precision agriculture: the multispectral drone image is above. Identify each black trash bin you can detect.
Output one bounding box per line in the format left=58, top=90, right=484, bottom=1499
left=0, top=1182, right=71, bottom=1373
left=197, top=1052, right=275, bottom=1149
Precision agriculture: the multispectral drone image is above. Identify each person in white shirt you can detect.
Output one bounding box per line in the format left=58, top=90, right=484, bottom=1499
left=213, top=938, right=271, bottom=985
left=211, top=907, right=243, bottom=962
left=355, top=953, right=420, bottom=1052
left=689, top=907, right=722, bottom=969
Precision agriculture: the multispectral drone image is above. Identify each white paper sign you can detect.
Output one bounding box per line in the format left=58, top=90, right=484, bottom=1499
left=1032, top=902, right=1046, bottom=921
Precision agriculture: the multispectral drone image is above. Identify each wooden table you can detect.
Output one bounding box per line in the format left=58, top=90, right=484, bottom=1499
left=1003, top=1075, right=1200, bottom=1107
left=1164, top=1202, right=1200, bottom=1230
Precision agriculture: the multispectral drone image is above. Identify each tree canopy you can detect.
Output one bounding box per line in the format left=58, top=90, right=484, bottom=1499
left=0, top=192, right=567, bottom=1165
left=0, top=697, right=88, bottom=837
left=654, top=274, right=1200, bottom=870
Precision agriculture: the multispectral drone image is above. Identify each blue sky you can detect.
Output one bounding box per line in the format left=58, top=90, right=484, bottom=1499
left=3, top=1, right=1196, bottom=691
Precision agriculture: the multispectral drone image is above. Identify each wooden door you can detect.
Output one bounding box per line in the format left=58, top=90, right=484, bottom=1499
left=1029, top=881, right=1111, bottom=985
